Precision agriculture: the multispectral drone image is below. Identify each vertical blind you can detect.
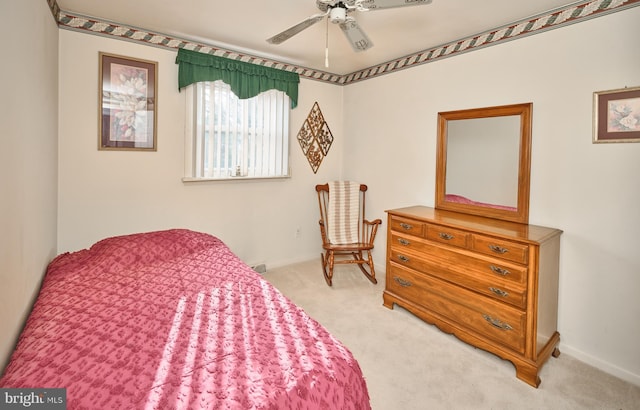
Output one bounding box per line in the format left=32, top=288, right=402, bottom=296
left=194, top=81, right=289, bottom=179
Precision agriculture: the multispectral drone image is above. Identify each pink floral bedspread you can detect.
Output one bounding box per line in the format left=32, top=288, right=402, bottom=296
left=0, top=229, right=370, bottom=409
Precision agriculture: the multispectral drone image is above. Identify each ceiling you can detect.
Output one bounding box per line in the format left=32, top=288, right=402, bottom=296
left=57, top=0, right=583, bottom=75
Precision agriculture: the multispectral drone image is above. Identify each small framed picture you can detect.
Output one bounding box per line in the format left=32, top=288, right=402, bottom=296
left=593, top=86, right=640, bottom=143
left=99, top=53, right=158, bottom=150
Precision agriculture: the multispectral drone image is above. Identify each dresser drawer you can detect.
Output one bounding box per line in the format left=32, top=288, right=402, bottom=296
left=386, top=264, right=433, bottom=307
left=425, top=224, right=469, bottom=249
left=388, top=244, right=526, bottom=309
left=390, top=216, right=426, bottom=238
left=471, top=234, right=529, bottom=264
left=390, top=232, right=528, bottom=285
left=387, top=264, right=526, bottom=354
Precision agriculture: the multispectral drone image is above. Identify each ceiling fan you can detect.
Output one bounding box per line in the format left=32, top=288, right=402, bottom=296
left=266, top=0, right=434, bottom=53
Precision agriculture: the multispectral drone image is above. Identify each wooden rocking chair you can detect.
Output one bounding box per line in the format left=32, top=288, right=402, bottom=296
left=316, top=182, right=382, bottom=286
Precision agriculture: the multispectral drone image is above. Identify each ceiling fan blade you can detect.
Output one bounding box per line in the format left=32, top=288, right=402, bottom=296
left=356, top=0, right=433, bottom=10
left=266, top=13, right=328, bottom=44
left=339, top=18, right=373, bottom=52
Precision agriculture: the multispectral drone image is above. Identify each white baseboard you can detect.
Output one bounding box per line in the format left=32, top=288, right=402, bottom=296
left=560, top=344, right=640, bottom=387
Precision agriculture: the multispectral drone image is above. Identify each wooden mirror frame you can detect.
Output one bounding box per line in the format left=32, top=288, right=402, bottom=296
left=435, top=102, right=532, bottom=224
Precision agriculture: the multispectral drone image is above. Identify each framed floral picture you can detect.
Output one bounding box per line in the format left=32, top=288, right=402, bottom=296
left=593, top=86, right=640, bottom=143
left=99, top=53, right=158, bottom=150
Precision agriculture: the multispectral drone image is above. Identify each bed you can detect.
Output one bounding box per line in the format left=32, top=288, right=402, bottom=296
left=0, top=229, right=370, bottom=409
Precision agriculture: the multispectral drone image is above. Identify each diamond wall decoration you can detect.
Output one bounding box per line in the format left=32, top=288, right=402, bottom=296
left=297, top=102, right=333, bottom=174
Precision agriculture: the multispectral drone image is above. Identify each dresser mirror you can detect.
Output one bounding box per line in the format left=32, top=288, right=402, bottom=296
left=435, top=103, right=532, bottom=224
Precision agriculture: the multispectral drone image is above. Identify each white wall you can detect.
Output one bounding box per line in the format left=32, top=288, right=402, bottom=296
left=57, top=30, right=344, bottom=268
left=343, top=8, right=640, bottom=384
left=0, top=0, right=58, bottom=371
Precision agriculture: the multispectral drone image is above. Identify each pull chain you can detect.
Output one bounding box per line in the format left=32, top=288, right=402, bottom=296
left=325, top=17, right=329, bottom=68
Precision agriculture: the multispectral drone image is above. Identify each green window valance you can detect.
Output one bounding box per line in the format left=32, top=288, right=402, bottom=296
left=176, top=48, right=299, bottom=108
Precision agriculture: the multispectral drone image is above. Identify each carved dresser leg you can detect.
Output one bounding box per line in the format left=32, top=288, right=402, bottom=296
left=515, top=363, right=541, bottom=388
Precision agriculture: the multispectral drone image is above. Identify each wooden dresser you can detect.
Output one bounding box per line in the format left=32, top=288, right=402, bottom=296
left=383, top=206, right=562, bottom=387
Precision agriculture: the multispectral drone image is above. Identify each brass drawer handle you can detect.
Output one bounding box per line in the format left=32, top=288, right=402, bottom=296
left=438, top=232, right=454, bottom=240
left=489, top=265, right=510, bottom=276
left=489, top=287, right=509, bottom=298
left=397, top=238, right=411, bottom=246
left=399, top=223, right=413, bottom=230
left=488, top=244, right=509, bottom=254
left=482, top=314, right=513, bottom=331
left=397, top=254, right=410, bottom=263
left=393, top=276, right=412, bottom=287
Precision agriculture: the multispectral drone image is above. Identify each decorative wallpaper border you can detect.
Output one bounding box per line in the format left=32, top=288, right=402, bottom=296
left=46, top=0, right=59, bottom=20
left=55, top=10, right=343, bottom=85
left=51, top=0, right=639, bottom=86
left=343, top=0, right=640, bottom=84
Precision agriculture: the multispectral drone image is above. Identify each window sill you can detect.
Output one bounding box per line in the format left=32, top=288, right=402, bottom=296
left=182, top=175, right=291, bottom=183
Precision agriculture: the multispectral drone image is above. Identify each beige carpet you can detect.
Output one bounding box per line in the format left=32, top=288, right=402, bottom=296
left=263, top=260, right=640, bottom=410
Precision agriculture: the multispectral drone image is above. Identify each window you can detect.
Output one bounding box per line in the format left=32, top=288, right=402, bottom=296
left=184, top=81, right=290, bottom=180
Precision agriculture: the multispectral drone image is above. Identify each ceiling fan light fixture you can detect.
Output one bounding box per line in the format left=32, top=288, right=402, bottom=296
left=329, top=7, right=347, bottom=24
